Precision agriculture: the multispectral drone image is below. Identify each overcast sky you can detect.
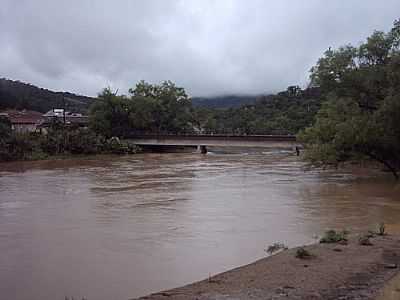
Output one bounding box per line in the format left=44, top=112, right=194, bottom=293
left=1, top=1, right=399, bottom=97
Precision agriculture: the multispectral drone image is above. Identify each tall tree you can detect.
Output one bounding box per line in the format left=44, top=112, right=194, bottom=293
left=300, top=19, right=400, bottom=179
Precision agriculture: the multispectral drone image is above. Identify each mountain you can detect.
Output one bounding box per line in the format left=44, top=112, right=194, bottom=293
left=0, top=78, right=95, bottom=113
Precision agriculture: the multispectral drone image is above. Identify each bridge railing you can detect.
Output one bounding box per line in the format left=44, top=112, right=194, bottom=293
left=127, top=133, right=296, bottom=142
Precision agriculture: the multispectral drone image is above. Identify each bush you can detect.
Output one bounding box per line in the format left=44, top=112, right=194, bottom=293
left=67, top=128, right=105, bottom=154
left=265, top=243, right=288, bottom=255
left=320, top=230, right=349, bottom=244
left=358, top=235, right=373, bottom=246
left=106, top=137, right=140, bottom=154
left=378, top=222, right=386, bottom=236
left=296, top=247, right=313, bottom=259
left=6, top=133, right=39, bottom=160
left=0, top=124, right=142, bottom=162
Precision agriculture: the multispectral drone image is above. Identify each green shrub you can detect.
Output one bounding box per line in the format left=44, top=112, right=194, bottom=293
left=67, top=128, right=105, bottom=154
left=295, top=247, right=313, bottom=259
left=265, top=242, right=288, bottom=255
left=358, top=235, right=373, bottom=246
left=106, top=137, right=140, bottom=154
left=0, top=124, right=141, bottom=162
left=320, top=230, right=349, bottom=243
left=378, top=222, right=386, bottom=236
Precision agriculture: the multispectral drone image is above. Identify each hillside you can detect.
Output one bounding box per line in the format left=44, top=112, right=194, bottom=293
left=192, top=95, right=259, bottom=108
left=195, top=87, right=322, bottom=135
left=0, top=78, right=95, bottom=113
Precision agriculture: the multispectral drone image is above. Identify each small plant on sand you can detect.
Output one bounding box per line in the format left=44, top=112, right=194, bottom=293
left=378, top=222, right=386, bottom=236
left=295, top=247, right=313, bottom=259
left=319, top=229, right=349, bottom=244
left=368, top=222, right=386, bottom=237
left=265, top=242, right=288, bottom=255
left=358, top=235, right=373, bottom=246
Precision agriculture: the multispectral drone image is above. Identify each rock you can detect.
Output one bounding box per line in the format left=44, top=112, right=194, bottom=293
left=384, top=263, right=398, bottom=269
left=283, top=285, right=295, bottom=289
left=308, top=291, right=322, bottom=299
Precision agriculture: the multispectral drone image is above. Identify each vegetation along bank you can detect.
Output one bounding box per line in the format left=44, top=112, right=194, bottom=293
left=1, top=19, right=399, bottom=179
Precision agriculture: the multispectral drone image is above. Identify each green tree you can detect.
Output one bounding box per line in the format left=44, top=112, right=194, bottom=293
left=129, top=80, right=194, bottom=133
left=89, top=88, right=131, bottom=137
left=89, top=81, right=195, bottom=137
left=300, top=19, right=400, bottom=179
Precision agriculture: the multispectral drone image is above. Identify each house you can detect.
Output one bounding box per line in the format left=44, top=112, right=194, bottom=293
left=0, top=109, right=44, bottom=133
left=42, top=109, right=89, bottom=127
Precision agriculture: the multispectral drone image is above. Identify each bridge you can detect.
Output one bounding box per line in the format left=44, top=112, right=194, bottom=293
left=127, top=134, right=298, bottom=153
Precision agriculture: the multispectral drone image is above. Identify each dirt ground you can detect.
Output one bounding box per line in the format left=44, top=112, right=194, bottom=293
left=135, top=234, right=400, bottom=300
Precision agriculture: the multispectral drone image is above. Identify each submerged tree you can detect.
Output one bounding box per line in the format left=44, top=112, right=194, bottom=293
left=299, top=19, right=400, bottom=179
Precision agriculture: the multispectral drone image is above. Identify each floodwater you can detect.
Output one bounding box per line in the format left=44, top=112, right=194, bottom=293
left=0, top=149, right=399, bottom=300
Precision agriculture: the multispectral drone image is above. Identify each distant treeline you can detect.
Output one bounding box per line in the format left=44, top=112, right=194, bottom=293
left=0, top=78, right=321, bottom=136
left=195, top=87, right=321, bottom=135
left=0, top=78, right=95, bottom=113
left=192, top=95, right=258, bottom=108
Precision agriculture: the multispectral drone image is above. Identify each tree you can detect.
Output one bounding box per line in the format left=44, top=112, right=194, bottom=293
left=89, top=81, right=195, bottom=136
left=129, top=80, right=194, bottom=133
left=300, top=19, right=400, bottom=179
left=89, top=88, right=131, bottom=137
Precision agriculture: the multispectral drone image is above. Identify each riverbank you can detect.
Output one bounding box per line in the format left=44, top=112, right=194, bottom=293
left=136, top=234, right=400, bottom=300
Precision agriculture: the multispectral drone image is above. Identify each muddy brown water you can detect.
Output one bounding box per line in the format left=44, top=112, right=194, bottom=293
left=0, top=149, right=399, bottom=300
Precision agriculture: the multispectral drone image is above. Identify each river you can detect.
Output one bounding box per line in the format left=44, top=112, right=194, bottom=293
left=0, top=149, right=399, bottom=300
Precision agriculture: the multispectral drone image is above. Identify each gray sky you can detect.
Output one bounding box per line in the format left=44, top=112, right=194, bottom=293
left=1, top=1, right=399, bottom=97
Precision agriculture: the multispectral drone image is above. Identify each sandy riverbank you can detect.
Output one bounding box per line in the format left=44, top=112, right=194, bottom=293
left=135, top=234, right=400, bottom=300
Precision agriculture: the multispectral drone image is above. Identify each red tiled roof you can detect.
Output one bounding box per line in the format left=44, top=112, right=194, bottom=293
left=1, top=110, right=43, bottom=124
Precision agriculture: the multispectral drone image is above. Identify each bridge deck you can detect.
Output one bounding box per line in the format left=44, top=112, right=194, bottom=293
left=127, top=134, right=297, bottom=148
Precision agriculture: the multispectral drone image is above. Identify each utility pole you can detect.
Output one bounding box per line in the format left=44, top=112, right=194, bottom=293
left=62, top=94, right=66, bottom=125
left=62, top=93, right=66, bottom=153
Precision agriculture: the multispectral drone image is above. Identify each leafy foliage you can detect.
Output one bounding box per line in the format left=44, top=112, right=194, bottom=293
left=192, top=95, right=257, bottom=109
left=295, top=247, right=313, bottom=259
left=319, top=230, right=349, bottom=244
left=0, top=123, right=140, bottom=162
left=90, top=81, right=195, bottom=137
left=194, top=87, right=322, bottom=135
left=300, top=19, right=400, bottom=179
left=265, top=242, right=288, bottom=255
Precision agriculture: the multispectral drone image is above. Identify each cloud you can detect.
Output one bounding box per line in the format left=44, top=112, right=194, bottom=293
left=1, top=0, right=399, bottom=97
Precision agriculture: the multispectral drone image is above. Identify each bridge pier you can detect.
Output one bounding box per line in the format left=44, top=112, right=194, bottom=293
left=198, top=145, right=207, bottom=154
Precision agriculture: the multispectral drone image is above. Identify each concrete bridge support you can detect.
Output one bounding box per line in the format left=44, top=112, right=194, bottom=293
left=198, top=145, right=207, bottom=154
